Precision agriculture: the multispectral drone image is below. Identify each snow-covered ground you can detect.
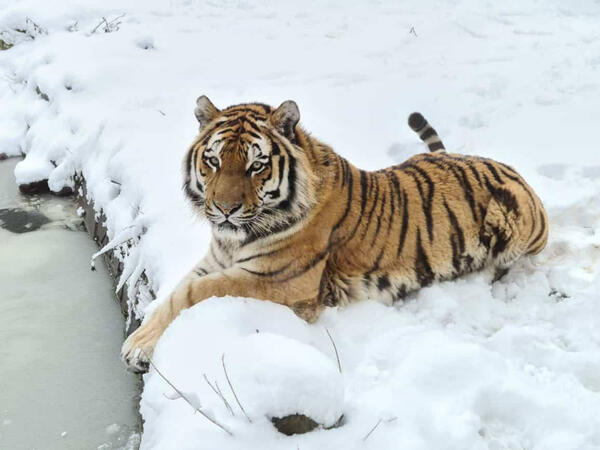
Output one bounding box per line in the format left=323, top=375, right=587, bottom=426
left=1, top=0, right=599, bottom=448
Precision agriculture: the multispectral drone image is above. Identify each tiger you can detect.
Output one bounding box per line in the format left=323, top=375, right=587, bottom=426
left=121, top=96, right=548, bottom=373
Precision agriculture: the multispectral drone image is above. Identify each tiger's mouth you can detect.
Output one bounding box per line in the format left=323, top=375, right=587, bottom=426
left=209, top=210, right=260, bottom=233
left=215, top=219, right=239, bottom=231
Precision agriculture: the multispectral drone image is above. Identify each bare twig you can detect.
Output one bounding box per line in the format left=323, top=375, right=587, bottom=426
left=325, top=328, right=342, bottom=373
left=409, top=26, right=418, bottom=37
left=144, top=351, right=233, bottom=435
left=362, top=419, right=382, bottom=442
left=362, top=417, right=397, bottom=442
left=222, top=353, right=251, bottom=423
left=203, top=373, right=235, bottom=416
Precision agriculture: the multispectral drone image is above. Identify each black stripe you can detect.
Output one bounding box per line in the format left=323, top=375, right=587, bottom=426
left=415, top=228, right=434, bottom=286
left=449, top=233, right=460, bottom=273
left=244, top=119, right=261, bottom=133
left=397, top=190, right=409, bottom=256
left=345, top=170, right=369, bottom=243
left=216, top=127, right=236, bottom=135
left=443, top=198, right=465, bottom=273
left=333, top=156, right=342, bottom=184
left=332, top=166, right=354, bottom=233
left=529, top=208, right=547, bottom=249
left=361, top=176, right=380, bottom=239
left=384, top=174, right=396, bottom=239
left=420, top=127, right=437, bottom=141
left=493, top=187, right=519, bottom=214
left=403, top=164, right=435, bottom=242
left=394, top=285, right=407, bottom=301
left=241, top=261, right=293, bottom=277
left=446, top=162, right=478, bottom=223
left=377, top=275, right=391, bottom=291
left=478, top=204, right=487, bottom=223
left=370, top=192, right=386, bottom=246
left=390, top=171, right=403, bottom=210
left=245, top=129, right=261, bottom=140
left=195, top=268, right=208, bottom=276
left=264, top=153, right=286, bottom=199
left=443, top=198, right=465, bottom=253
left=366, top=247, right=385, bottom=275
left=482, top=161, right=505, bottom=184
left=442, top=154, right=483, bottom=186
left=499, top=168, right=537, bottom=206
left=482, top=173, right=497, bottom=195
left=271, top=141, right=281, bottom=155
left=421, top=154, right=447, bottom=170
left=497, top=161, right=519, bottom=175
left=340, top=159, right=350, bottom=187
left=428, top=141, right=445, bottom=152
left=240, top=211, right=305, bottom=246
left=210, top=245, right=226, bottom=269
left=278, top=144, right=296, bottom=211
left=185, top=146, right=196, bottom=179
left=236, top=248, right=284, bottom=264
left=491, top=225, right=509, bottom=258
left=276, top=249, right=330, bottom=283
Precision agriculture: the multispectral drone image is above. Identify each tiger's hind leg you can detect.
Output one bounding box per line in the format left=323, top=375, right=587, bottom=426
left=481, top=186, right=531, bottom=273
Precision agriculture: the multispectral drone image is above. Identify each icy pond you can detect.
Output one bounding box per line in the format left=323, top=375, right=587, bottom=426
left=0, top=158, right=141, bottom=449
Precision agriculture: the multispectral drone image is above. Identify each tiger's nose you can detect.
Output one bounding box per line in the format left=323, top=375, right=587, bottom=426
left=214, top=201, right=242, bottom=216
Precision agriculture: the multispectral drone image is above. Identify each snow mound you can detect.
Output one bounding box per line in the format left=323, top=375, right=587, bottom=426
left=225, top=332, right=344, bottom=426
left=142, top=298, right=344, bottom=449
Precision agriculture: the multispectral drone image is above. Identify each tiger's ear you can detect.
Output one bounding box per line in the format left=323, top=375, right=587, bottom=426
left=194, top=95, right=220, bottom=129
left=270, top=100, right=300, bottom=140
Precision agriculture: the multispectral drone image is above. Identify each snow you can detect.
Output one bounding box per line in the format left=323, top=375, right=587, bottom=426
left=1, top=0, right=600, bottom=448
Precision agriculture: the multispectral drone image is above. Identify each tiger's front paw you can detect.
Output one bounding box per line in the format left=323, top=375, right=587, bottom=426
left=121, top=324, right=161, bottom=374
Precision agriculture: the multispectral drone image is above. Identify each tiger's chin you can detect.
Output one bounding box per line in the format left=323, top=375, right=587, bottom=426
left=211, top=220, right=248, bottom=240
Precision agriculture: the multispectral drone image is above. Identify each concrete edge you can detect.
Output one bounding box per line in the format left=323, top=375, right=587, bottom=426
left=73, top=174, right=149, bottom=337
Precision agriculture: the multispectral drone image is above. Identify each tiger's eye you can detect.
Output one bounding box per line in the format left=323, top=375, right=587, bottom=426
left=208, top=157, right=219, bottom=167
left=251, top=161, right=264, bottom=171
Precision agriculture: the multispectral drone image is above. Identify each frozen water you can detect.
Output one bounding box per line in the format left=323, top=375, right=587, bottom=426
left=0, top=158, right=141, bottom=449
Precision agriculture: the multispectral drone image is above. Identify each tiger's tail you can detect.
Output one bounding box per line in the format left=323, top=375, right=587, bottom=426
left=408, top=112, right=446, bottom=152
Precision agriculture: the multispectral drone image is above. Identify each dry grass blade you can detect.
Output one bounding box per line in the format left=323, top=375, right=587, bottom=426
left=203, top=373, right=235, bottom=416
left=222, top=353, right=252, bottom=423
left=325, top=328, right=342, bottom=373
left=143, top=351, right=233, bottom=435
left=362, top=418, right=382, bottom=442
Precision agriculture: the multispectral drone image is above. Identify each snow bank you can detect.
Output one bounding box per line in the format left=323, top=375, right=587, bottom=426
left=2, top=0, right=600, bottom=448
left=142, top=298, right=344, bottom=449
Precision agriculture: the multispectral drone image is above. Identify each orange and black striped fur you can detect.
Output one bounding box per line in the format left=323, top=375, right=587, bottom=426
left=122, top=97, right=548, bottom=372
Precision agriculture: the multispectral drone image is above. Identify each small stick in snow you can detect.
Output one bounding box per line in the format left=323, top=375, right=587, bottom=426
left=362, top=419, right=382, bottom=442
left=203, top=373, right=235, bottom=416
left=409, top=26, right=418, bottom=37
left=362, top=417, right=397, bottom=442
left=222, top=353, right=252, bottom=423
left=325, top=328, right=342, bottom=373
left=143, top=351, right=233, bottom=436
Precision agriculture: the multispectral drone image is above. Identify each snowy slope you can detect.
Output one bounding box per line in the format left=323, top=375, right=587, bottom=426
left=1, top=0, right=600, bottom=448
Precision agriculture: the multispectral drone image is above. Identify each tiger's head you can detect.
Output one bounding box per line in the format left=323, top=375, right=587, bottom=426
left=183, top=96, right=317, bottom=241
